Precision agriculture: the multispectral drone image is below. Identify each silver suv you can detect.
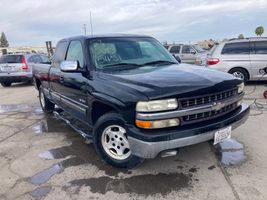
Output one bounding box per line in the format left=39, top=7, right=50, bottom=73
left=0, top=53, right=50, bottom=87
left=206, top=38, right=267, bottom=82
left=165, top=44, right=207, bottom=65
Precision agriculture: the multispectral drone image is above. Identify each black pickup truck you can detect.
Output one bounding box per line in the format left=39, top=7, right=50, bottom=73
left=33, top=35, right=250, bottom=168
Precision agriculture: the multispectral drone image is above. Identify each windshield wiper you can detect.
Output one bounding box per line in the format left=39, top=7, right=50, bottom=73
left=141, top=60, right=177, bottom=66
left=102, top=62, right=142, bottom=68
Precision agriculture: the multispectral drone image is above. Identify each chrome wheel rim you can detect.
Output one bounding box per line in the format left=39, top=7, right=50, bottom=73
left=101, top=125, right=131, bottom=160
left=232, top=71, right=244, bottom=80
left=40, top=90, right=45, bottom=108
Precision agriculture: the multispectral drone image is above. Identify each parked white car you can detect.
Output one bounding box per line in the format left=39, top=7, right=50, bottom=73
left=206, top=38, right=267, bottom=82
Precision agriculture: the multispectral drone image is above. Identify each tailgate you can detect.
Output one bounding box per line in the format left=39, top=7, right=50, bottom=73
left=0, top=63, right=23, bottom=73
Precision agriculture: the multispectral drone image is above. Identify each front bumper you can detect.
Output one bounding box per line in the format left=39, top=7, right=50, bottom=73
left=127, top=103, right=250, bottom=159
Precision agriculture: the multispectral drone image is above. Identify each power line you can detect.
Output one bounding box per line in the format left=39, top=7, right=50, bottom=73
left=82, top=24, right=87, bottom=36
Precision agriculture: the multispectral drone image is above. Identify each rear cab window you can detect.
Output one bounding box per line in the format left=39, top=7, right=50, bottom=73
left=0, top=55, right=22, bottom=63
left=52, top=41, right=68, bottom=67
left=221, top=42, right=250, bottom=54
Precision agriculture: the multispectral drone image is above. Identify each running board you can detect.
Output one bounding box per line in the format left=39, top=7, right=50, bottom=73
left=53, top=109, right=92, bottom=140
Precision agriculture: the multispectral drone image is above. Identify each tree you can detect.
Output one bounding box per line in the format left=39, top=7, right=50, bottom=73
left=255, top=26, right=264, bottom=37
left=238, top=34, right=244, bottom=39
left=0, top=32, right=9, bottom=47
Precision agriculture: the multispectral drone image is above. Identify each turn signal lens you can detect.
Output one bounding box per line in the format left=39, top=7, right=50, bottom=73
left=136, top=118, right=180, bottom=129
left=135, top=120, right=152, bottom=129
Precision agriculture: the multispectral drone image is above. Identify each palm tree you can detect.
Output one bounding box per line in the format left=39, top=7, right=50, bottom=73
left=255, top=26, right=264, bottom=37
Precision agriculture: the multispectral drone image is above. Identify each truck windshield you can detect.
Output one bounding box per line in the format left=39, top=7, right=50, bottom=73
left=88, top=37, right=177, bottom=69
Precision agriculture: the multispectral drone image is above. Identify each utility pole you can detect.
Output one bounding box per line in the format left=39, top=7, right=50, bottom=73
left=83, top=24, right=87, bottom=36
left=90, top=11, right=93, bottom=36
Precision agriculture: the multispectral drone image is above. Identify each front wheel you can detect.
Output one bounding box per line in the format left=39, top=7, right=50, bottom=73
left=1, top=82, right=12, bottom=87
left=93, top=112, right=144, bottom=168
left=39, top=86, right=55, bottom=113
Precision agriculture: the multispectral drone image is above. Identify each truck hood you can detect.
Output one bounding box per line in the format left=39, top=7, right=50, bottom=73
left=97, top=64, right=241, bottom=100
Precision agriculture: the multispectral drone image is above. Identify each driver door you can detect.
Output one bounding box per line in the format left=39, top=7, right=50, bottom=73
left=58, top=40, right=89, bottom=122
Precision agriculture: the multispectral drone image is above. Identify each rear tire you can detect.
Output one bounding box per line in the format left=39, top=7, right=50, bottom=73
left=229, top=68, right=249, bottom=83
left=93, top=112, right=144, bottom=168
left=1, top=82, right=12, bottom=87
left=39, top=86, right=55, bottom=113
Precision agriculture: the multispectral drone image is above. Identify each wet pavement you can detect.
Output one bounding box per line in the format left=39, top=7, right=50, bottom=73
left=1, top=84, right=267, bottom=200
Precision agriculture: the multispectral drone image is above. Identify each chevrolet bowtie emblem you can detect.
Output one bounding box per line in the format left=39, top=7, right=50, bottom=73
left=213, top=102, right=225, bottom=111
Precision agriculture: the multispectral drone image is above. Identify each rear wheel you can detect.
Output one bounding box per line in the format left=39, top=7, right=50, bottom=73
left=39, top=86, right=55, bottom=113
left=93, top=112, right=144, bottom=168
left=229, top=68, right=249, bottom=83
left=1, top=82, right=12, bottom=87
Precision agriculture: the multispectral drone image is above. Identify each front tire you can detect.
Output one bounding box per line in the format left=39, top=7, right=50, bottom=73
left=1, top=82, right=12, bottom=87
left=39, top=86, right=55, bottom=113
left=93, top=112, right=144, bottom=168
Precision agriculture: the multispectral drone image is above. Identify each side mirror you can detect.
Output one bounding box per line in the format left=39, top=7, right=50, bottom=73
left=172, top=54, right=181, bottom=63
left=191, top=51, right=196, bottom=55
left=60, top=61, right=78, bottom=72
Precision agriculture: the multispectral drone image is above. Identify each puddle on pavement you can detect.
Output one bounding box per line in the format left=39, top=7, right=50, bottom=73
left=31, top=114, right=78, bottom=135
left=29, top=186, right=51, bottom=199
left=214, top=138, right=246, bottom=166
left=64, top=172, right=191, bottom=196
left=30, top=157, right=86, bottom=185
left=0, top=104, right=32, bottom=113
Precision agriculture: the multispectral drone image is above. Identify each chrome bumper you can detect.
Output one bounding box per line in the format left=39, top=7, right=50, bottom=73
left=128, top=103, right=249, bottom=159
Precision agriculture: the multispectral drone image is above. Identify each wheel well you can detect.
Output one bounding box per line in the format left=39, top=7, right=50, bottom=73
left=228, top=67, right=250, bottom=80
left=35, top=78, right=41, bottom=90
left=91, top=101, right=117, bottom=125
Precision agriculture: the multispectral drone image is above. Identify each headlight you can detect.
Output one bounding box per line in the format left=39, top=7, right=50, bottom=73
left=237, top=83, right=244, bottom=93
left=136, top=99, right=178, bottom=112
left=136, top=118, right=180, bottom=129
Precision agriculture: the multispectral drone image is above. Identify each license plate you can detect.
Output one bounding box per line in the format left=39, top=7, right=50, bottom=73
left=214, top=126, right=231, bottom=145
left=1, top=66, right=14, bottom=72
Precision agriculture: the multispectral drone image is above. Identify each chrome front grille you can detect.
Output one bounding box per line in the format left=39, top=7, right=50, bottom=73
left=183, top=102, right=238, bottom=123
left=181, top=88, right=238, bottom=108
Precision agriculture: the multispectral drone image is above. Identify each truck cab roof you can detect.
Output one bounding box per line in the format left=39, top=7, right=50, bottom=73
left=58, top=34, right=153, bottom=43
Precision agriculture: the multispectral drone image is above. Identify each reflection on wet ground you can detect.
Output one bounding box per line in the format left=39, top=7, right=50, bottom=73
left=214, top=138, right=246, bottom=166
left=64, top=172, right=191, bottom=196
left=31, top=157, right=86, bottom=185
left=29, top=186, right=51, bottom=199
left=0, top=104, right=32, bottom=113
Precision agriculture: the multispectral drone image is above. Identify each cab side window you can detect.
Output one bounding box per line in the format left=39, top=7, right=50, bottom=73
left=66, top=41, right=84, bottom=68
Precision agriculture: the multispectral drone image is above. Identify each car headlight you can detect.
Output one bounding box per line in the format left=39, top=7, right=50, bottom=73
left=237, top=83, right=244, bottom=93
left=136, top=99, right=178, bottom=112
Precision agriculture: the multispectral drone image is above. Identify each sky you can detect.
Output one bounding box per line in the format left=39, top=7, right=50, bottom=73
left=0, top=0, right=267, bottom=47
